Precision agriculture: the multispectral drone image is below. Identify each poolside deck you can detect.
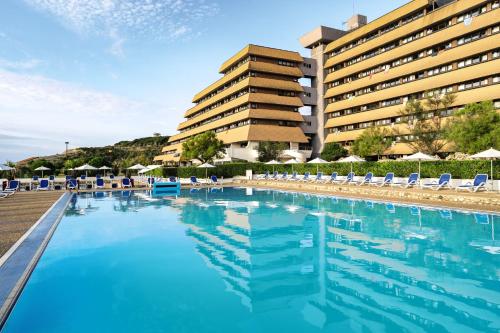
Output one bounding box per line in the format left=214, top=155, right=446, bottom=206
left=0, top=191, right=64, bottom=257
left=236, top=179, right=500, bottom=212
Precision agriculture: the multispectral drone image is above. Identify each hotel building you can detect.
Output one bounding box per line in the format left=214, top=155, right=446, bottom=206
left=154, top=45, right=316, bottom=164
left=316, top=0, right=500, bottom=155
left=157, top=0, right=500, bottom=163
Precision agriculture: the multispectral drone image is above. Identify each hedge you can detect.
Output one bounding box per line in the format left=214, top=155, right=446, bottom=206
left=168, top=160, right=499, bottom=179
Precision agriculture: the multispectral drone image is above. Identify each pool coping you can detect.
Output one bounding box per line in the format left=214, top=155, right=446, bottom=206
left=0, top=191, right=73, bottom=327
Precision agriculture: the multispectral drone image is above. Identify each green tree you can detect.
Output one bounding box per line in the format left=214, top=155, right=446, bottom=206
left=396, top=91, right=456, bottom=155
left=445, top=101, right=500, bottom=153
left=320, top=142, right=347, bottom=161
left=182, top=131, right=225, bottom=163
left=28, top=159, right=54, bottom=171
left=352, top=127, right=392, bottom=159
left=256, top=141, right=288, bottom=162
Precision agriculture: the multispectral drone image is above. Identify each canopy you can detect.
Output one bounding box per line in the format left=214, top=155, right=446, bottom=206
left=34, top=166, right=51, bottom=171
left=265, top=160, right=282, bottom=165
left=138, top=165, right=162, bottom=174
left=308, top=157, right=329, bottom=164
left=75, top=164, right=97, bottom=170
left=128, top=164, right=146, bottom=170
left=198, top=163, right=215, bottom=168
left=284, top=159, right=300, bottom=164
left=402, top=152, right=438, bottom=161
left=99, top=166, right=112, bottom=170
left=470, top=148, right=500, bottom=159
left=0, top=164, right=14, bottom=171
left=337, top=155, right=365, bottom=163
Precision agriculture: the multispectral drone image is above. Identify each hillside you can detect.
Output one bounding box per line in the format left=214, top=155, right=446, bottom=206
left=15, top=136, right=169, bottom=176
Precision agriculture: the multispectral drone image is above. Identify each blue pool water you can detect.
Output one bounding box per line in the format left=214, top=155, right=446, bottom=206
left=1, top=188, right=499, bottom=333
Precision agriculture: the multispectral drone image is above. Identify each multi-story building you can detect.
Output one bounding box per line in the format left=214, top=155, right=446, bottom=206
left=320, top=0, right=500, bottom=155
left=154, top=45, right=314, bottom=164
left=157, top=0, right=500, bottom=164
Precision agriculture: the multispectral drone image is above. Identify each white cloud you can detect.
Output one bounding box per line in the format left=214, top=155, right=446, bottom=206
left=23, top=0, right=219, bottom=55
left=0, top=58, right=42, bottom=70
left=0, top=69, right=174, bottom=161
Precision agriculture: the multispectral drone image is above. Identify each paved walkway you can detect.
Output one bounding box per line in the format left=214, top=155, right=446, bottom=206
left=0, top=191, right=64, bottom=257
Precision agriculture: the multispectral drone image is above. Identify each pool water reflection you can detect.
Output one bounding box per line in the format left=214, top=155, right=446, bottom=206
left=1, top=187, right=499, bottom=333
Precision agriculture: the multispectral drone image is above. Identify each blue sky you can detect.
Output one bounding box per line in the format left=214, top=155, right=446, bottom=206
left=0, top=0, right=407, bottom=161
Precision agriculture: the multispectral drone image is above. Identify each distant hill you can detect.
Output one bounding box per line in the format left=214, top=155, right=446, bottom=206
left=15, top=135, right=169, bottom=176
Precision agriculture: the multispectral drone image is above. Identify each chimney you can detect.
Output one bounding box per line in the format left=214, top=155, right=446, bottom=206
left=346, top=14, right=367, bottom=31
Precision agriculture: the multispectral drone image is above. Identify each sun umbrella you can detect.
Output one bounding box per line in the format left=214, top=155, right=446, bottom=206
left=198, top=162, right=215, bottom=179
left=308, top=157, right=329, bottom=174
left=0, top=164, right=14, bottom=171
left=75, top=164, right=98, bottom=177
left=337, top=155, right=365, bottom=173
left=99, top=165, right=112, bottom=177
left=470, top=148, right=500, bottom=191
left=284, top=158, right=300, bottom=173
left=402, top=152, right=438, bottom=181
left=128, top=164, right=146, bottom=170
left=265, top=160, right=282, bottom=173
left=34, top=166, right=50, bottom=178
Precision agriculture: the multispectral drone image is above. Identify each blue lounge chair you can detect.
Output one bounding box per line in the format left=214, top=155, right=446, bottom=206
left=210, top=175, right=221, bottom=185
left=3, top=180, right=19, bottom=193
left=342, top=172, right=355, bottom=184
left=67, top=179, right=78, bottom=190
left=422, top=173, right=451, bottom=190
left=455, top=174, right=488, bottom=192
left=95, top=178, right=105, bottom=189
left=96, top=174, right=102, bottom=179
left=276, top=172, right=288, bottom=181
left=122, top=177, right=132, bottom=188
left=300, top=172, right=310, bottom=182
left=147, top=177, right=155, bottom=186
left=190, top=176, right=201, bottom=186
left=80, top=175, right=86, bottom=180
left=392, top=173, right=419, bottom=188
left=326, top=172, right=338, bottom=183
left=313, top=172, right=323, bottom=183
left=258, top=171, right=270, bottom=180
left=49, top=175, right=55, bottom=181
left=109, top=174, right=115, bottom=180
left=168, top=176, right=177, bottom=182
left=65, top=175, right=72, bottom=181
left=357, top=172, right=373, bottom=185
left=371, top=173, right=394, bottom=187
left=32, top=175, right=39, bottom=181
left=288, top=171, right=298, bottom=181
left=270, top=171, right=279, bottom=180
left=36, top=179, right=50, bottom=191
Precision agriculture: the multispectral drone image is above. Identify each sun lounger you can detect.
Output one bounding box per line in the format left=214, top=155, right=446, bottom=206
left=190, top=176, right=201, bottom=186
left=324, top=172, right=338, bottom=183
left=67, top=179, right=78, bottom=190
left=3, top=180, right=19, bottom=193
left=122, top=177, right=132, bottom=188
left=32, top=175, right=39, bottom=181
left=288, top=172, right=298, bottom=181
left=371, top=173, right=394, bottom=187
left=95, top=178, right=105, bottom=189
left=300, top=172, right=310, bottom=182
left=421, top=173, right=451, bottom=190
left=36, top=179, right=50, bottom=191
left=455, top=174, right=488, bottom=192
left=392, top=173, right=419, bottom=188
left=276, top=172, right=288, bottom=181
left=168, top=177, right=177, bottom=182
left=210, top=175, right=221, bottom=185
left=313, top=172, right=323, bottom=183
left=80, top=175, right=86, bottom=180
left=357, top=172, right=373, bottom=185
left=258, top=171, right=269, bottom=180
left=269, top=171, right=279, bottom=181
left=341, top=172, right=356, bottom=184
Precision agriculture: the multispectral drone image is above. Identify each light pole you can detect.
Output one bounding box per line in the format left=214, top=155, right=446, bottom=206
left=65, top=141, right=69, bottom=157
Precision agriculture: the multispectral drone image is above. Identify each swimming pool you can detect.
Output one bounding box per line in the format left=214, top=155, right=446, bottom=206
left=1, top=188, right=499, bottom=333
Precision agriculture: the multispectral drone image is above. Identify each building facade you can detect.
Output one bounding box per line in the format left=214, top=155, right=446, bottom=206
left=320, top=0, right=500, bottom=155
left=157, top=0, right=500, bottom=164
left=154, top=45, right=314, bottom=164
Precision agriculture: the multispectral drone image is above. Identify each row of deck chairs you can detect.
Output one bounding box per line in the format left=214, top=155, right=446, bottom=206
left=190, top=175, right=222, bottom=186
left=258, top=171, right=489, bottom=192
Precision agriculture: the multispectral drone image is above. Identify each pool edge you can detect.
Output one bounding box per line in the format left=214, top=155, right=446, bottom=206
left=0, top=192, right=73, bottom=328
